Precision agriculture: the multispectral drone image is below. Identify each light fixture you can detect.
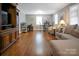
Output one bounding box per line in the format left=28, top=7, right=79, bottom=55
left=59, top=20, right=66, bottom=25
left=35, top=10, right=44, bottom=14
left=58, top=20, right=66, bottom=33
left=58, top=20, right=66, bottom=28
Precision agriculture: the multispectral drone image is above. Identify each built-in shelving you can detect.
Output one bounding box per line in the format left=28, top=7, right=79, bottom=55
left=0, top=3, right=19, bottom=55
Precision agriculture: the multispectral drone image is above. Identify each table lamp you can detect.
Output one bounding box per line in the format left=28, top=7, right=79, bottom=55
left=58, top=20, right=66, bottom=32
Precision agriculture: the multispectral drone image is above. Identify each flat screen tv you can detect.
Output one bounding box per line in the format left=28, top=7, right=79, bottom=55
left=1, top=11, right=12, bottom=30
left=1, top=11, right=8, bottom=25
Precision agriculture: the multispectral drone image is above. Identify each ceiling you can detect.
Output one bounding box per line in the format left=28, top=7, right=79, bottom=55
left=17, top=3, right=70, bottom=14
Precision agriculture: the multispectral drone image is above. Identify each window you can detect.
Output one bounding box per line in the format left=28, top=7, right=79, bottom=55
left=54, top=14, right=58, bottom=24
left=36, top=16, right=42, bottom=25
left=69, top=4, right=79, bottom=25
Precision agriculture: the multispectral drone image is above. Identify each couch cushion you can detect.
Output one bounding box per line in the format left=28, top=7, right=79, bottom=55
left=56, top=32, right=79, bottom=40
left=62, top=33, right=79, bottom=40
left=64, top=25, right=74, bottom=34
left=70, top=29, right=79, bottom=38
left=56, top=32, right=69, bottom=40
left=76, top=26, right=79, bottom=31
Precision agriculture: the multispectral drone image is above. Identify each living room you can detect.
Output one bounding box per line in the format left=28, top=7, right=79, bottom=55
left=0, top=3, right=79, bottom=56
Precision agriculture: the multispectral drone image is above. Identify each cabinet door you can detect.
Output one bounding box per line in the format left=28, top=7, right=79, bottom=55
left=16, top=28, right=19, bottom=39
left=0, top=4, right=2, bottom=30
left=0, top=35, right=3, bottom=50
left=11, top=29, right=16, bottom=41
left=2, top=32, right=10, bottom=48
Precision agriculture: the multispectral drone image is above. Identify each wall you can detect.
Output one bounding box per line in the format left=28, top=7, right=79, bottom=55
left=53, top=3, right=79, bottom=25
left=25, top=15, right=53, bottom=30
left=53, top=5, right=70, bottom=25
left=26, top=15, right=36, bottom=30
left=17, top=4, right=53, bottom=33
left=17, top=4, right=26, bottom=33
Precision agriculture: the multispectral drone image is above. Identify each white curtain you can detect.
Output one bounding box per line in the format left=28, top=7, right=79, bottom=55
left=69, top=4, right=79, bottom=25
left=54, top=14, right=59, bottom=24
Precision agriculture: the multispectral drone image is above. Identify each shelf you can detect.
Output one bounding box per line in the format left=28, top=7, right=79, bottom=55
left=0, top=3, right=19, bottom=55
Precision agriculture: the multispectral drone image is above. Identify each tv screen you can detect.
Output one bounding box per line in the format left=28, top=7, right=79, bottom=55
left=1, top=11, right=8, bottom=25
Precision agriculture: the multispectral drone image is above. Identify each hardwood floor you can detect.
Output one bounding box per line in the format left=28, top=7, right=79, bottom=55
left=1, top=30, right=56, bottom=56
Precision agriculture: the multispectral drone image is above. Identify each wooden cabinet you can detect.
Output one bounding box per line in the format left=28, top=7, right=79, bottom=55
left=2, top=32, right=10, bottom=48
left=0, top=28, right=18, bottom=53
left=0, top=4, right=1, bottom=30
left=11, top=28, right=18, bottom=41
left=0, top=3, right=19, bottom=55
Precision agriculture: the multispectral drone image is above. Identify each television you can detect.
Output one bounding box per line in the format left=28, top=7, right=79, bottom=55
left=1, top=11, right=12, bottom=30
left=1, top=11, right=8, bottom=25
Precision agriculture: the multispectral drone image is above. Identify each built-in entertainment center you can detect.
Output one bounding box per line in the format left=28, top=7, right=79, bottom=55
left=1, top=4, right=16, bottom=30
left=0, top=3, right=19, bottom=55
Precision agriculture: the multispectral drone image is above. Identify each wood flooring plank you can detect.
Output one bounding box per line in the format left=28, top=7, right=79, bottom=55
left=1, top=31, right=56, bottom=56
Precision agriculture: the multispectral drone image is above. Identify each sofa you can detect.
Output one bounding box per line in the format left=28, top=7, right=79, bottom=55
left=49, top=39, right=79, bottom=56
left=56, top=25, right=79, bottom=40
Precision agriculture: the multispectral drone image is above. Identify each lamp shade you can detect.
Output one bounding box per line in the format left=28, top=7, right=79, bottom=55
left=59, top=20, right=66, bottom=25
left=57, top=20, right=66, bottom=29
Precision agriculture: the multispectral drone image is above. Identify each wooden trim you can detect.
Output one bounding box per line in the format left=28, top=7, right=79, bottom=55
left=0, top=4, right=2, bottom=30
left=1, top=40, right=16, bottom=53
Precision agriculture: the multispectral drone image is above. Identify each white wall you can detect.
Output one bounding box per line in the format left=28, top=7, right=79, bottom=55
left=52, top=4, right=79, bottom=26
left=17, top=4, right=54, bottom=33
left=26, top=15, right=36, bottom=30
left=25, top=15, right=53, bottom=30
left=17, top=4, right=26, bottom=33
left=52, top=4, right=69, bottom=25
